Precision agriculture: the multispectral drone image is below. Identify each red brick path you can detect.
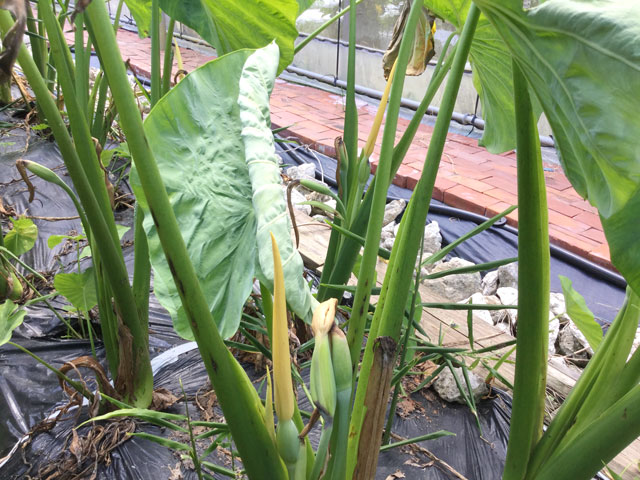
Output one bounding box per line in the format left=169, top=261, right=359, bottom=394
left=78, top=27, right=613, bottom=270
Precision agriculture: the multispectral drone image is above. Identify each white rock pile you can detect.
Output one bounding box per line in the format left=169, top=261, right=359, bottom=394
left=281, top=163, right=610, bottom=404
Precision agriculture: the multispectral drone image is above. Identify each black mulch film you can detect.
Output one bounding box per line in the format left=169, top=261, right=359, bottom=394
left=0, top=119, right=614, bottom=478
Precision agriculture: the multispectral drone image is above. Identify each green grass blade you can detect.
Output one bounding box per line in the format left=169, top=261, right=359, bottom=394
left=325, top=220, right=390, bottom=259
left=294, top=0, right=362, bottom=54
left=421, top=257, right=517, bottom=280
left=379, top=430, right=455, bottom=451
left=129, top=432, right=191, bottom=451
left=418, top=302, right=517, bottom=311
left=200, top=460, right=238, bottom=478
left=423, top=205, right=516, bottom=266
left=79, top=408, right=188, bottom=432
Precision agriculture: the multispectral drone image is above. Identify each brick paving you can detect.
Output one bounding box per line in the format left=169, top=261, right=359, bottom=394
left=76, top=27, right=612, bottom=270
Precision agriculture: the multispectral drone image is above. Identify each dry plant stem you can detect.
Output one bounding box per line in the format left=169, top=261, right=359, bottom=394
left=503, top=60, right=549, bottom=480
left=21, top=215, right=80, bottom=221
left=346, top=5, right=480, bottom=476
left=353, top=336, right=397, bottom=479
left=388, top=432, right=469, bottom=480
left=83, top=2, right=287, bottom=477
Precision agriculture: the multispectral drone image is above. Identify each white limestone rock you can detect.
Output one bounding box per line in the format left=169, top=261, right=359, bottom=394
left=422, top=257, right=482, bottom=302
left=495, top=322, right=511, bottom=335
left=382, top=221, right=396, bottom=234
left=311, top=198, right=336, bottom=217
left=482, top=271, right=499, bottom=296
left=557, top=321, right=593, bottom=365
left=423, top=221, right=442, bottom=254
left=485, top=294, right=507, bottom=324
left=548, top=312, right=560, bottom=357
left=380, top=221, right=396, bottom=247
left=459, top=292, right=496, bottom=326
left=433, top=367, right=488, bottom=404
left=630, top=327, right=640, bottom=358
left=382, top=199, right=406, bottom=227
left=419, top=267, right=430, bottom=281
left=382, top=237, right=395, bottom=251
left=497, top=263, right=518, bottom=289
left=380, top=228, right=394, bottom=244
left=306, top=190, right=332, bottom=204
left=285, top=163, right=316, bottom=182
left=549, top=292, right=571, bottom=323
left=496, top=287, right=518, bottom=326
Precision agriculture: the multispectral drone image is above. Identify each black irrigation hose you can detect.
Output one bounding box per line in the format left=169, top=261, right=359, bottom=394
left=284, top=64, right=556, bottom=148
left=279, top=142, right=626, bottom=290
left=422, top=204, right=626, bottom=289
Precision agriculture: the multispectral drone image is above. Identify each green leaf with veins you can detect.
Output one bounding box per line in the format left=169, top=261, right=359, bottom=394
left=0, top=300, right=26, bottom=346
left=424, top=0, right=539, bottom=153
left=123, top=0, right=152, bottom=37
left=54, top=268, right=98, bottom=312
left=131, top=44, right=314, bottom=340
left=475, top=0, right=640, bottom=295
left=559, top=275, right=603, bottom=352
left=4, top=217, right=38, bottom=256
left=158, top=0, right=299, bottom=74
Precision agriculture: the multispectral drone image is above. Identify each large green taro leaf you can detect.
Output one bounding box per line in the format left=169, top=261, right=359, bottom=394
left=159, top=0, right=298, bottom=74
left=297, top=0, right=316, bottom=14
left=237, top=44, right=314, bottom=320
left=124, top=0, right=152, bottom=37
left=132, top=44, right=314, bottom=340
left=475, top=0, right=640, bottom=295
left=424, top=0, right=529, bottom=153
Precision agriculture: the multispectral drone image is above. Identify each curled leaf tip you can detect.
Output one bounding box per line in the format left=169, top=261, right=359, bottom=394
left=312, top=298, right=337, bottom=337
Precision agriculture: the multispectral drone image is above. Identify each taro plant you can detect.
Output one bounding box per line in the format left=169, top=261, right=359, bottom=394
left=0, top=216, right=37, bottom=301
left=0, top=0, right=317, bottom=411
left=343, top=0, right=640, bottom=477
left=0, top=0, right=316, bottom=477
left=0, top=0, right=638, bottom=478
